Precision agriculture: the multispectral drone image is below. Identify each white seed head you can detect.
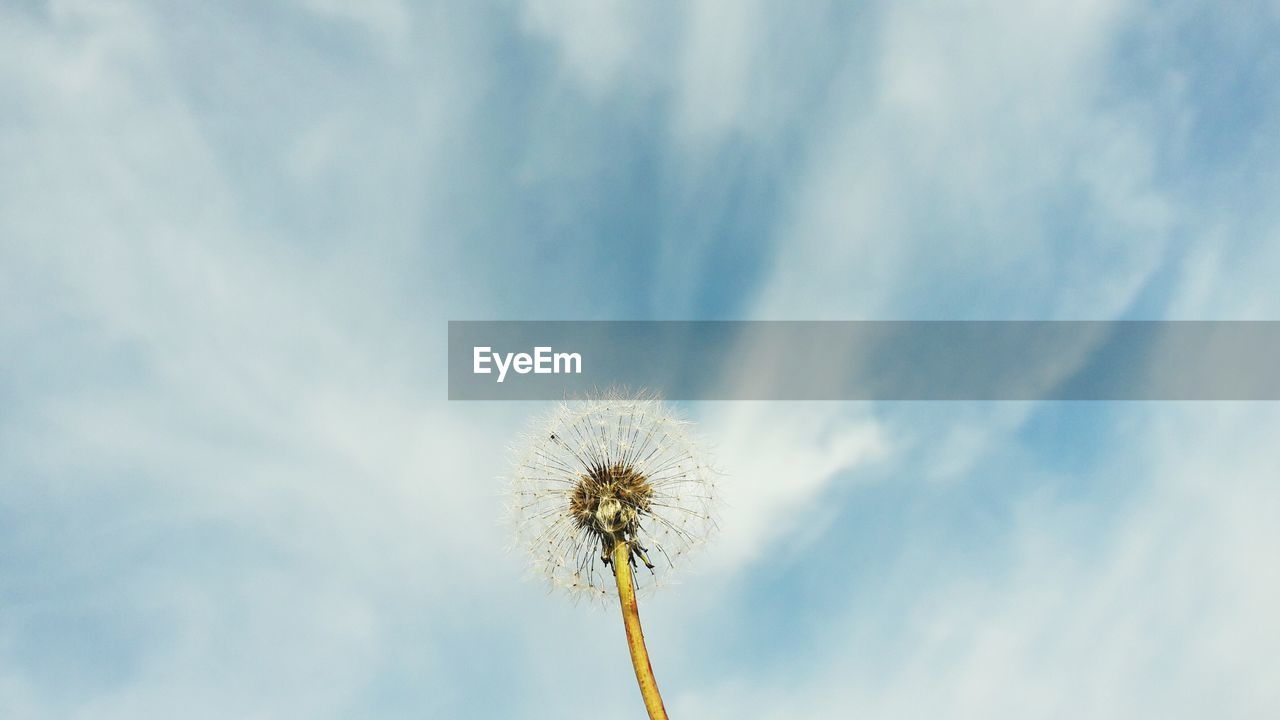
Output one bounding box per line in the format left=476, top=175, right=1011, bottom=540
left=506, top=391, right=719, bottom=601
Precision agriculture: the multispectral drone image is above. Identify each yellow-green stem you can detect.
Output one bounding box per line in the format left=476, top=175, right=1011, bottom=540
left=613, top=539, right=669, bottom=720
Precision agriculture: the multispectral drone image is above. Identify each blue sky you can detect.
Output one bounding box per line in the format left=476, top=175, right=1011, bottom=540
left=2, top=1, right=1279, bottom=718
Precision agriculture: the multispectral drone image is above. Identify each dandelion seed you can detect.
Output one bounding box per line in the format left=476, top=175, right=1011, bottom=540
left=506, top=390, right=719, bottom=719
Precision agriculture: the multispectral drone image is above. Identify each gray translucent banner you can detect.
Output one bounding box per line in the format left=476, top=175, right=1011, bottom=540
left=447, top=321, right=1280, bottom=400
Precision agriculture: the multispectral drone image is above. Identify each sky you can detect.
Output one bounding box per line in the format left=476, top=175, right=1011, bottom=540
left=2, top=1, right=1279, bottom=718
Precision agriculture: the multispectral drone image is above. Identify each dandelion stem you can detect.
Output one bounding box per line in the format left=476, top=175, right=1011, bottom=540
left=613, top=539, right=670, bottom=720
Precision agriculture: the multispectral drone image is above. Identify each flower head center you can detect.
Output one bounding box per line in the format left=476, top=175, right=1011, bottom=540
left=570, top=463, right=654, bottom=543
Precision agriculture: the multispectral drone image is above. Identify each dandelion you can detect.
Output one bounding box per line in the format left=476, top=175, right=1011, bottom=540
left=507, top=390, right=718, bottom=719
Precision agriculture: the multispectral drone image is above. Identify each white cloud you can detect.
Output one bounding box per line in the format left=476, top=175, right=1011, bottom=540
left=0, top=3, right=517, bottom=716
left=519, top=0, right=654, bottom=95
left=670, top=0, right=763, bottom=141
left=659, top=3, right=1280, bottom=718
left=289, top=0, right=412, bottom=55
left=696, top=402, right=888, bottom=571
left=672, top=403, right=1280, bottom=719
left=754, top=0, right=1168, bottom=320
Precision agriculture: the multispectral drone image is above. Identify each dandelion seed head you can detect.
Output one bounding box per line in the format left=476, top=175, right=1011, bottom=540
left=506, top=390, right=719, bottom=601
